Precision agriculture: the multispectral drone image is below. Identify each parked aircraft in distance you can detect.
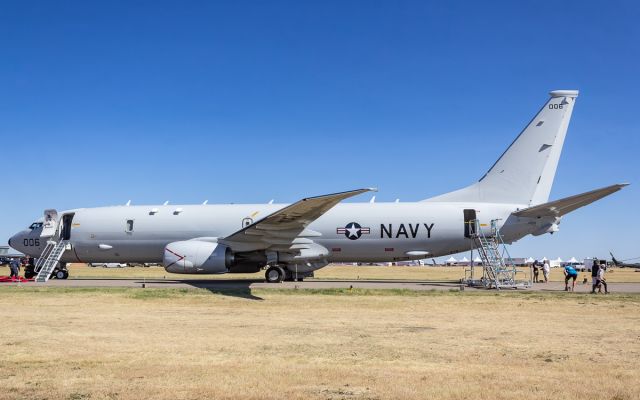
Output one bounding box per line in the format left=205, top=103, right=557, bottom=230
left=9, top=90, right=628, bottom=282
left=610, top=252, right=640, bottom=268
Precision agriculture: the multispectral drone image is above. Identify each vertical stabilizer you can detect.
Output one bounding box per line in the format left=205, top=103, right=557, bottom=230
left=424, top=90, right=579, bottom=205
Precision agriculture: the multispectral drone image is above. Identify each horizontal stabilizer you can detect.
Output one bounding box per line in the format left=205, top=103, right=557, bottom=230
left=512, top=183, right=628, bottom=218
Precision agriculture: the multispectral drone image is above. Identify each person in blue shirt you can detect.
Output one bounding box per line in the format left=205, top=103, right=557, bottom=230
left=564, top=265, right=578, bottom=291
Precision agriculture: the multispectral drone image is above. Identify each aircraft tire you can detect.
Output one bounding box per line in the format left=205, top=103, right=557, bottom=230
left=265, top=266, right=285, bottom=283
left=62, top=270, right=69, bottom=279
left=55, top=270, right=66, bottom=280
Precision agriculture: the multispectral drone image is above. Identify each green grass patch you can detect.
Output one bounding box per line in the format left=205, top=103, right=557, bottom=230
left=127, top=288, right=198, bottom=299
left=1, top=285, right=639, bottom=303
left=253, top=287, right=640, bottom=302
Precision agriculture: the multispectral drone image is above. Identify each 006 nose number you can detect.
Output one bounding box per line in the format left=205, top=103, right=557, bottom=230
left=23, top=238, right=40, bottom=247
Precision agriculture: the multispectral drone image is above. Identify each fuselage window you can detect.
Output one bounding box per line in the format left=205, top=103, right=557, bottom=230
left=125, top=219, right=134, bottom=232
left=28, top=222, right=43, bottom=230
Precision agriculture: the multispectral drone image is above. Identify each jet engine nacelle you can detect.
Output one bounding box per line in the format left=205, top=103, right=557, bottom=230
left=163, top=240, right=234, bottom=274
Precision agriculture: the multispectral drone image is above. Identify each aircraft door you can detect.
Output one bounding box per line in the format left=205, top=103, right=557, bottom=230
left=61, top=214, right=75, bottom=240
left=40, top=209, right=58, bottom=237
left=463, top=209, right=477, bottom=238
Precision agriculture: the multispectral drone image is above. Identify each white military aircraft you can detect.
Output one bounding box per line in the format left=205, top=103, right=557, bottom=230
left=9, top=90, right=627, bottom=282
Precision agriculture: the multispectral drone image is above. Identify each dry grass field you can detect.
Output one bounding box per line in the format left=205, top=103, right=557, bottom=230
left=3, top=263, right=639, bottom=283
left=0, top=287, right=638, bottom=400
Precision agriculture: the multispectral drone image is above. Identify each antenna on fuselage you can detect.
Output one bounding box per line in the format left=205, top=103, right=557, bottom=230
left=268, top=199, right=274, bottom=204
left=202, top=200, right=208, bottom=205
left=163, top=201, right=169, bottom=205
left=125, top=200, right=131, bottom=206
left=370, top=196, right=376, bottom=203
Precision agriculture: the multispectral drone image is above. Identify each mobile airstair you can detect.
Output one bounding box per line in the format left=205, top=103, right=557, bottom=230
left=465, top=219, right=531, bottom=290
left=34, top=240, right=67, bottom=282
left=32, top=215, right=68, bottom=282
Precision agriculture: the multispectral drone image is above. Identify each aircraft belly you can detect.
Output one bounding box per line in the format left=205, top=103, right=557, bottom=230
left=319, top=238, right=423, bottom=262
left=72, top=239, right=166, bottom=263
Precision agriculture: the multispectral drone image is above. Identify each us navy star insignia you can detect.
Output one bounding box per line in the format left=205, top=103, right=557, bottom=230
left=336, top=222, right=371, bottom=240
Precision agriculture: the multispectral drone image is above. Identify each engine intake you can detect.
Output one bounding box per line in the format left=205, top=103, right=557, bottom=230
left=163, top=240, right=233, bottom=274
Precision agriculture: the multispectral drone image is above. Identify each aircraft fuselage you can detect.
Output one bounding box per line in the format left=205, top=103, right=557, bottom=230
left=11, top=201, right=529, bottom=268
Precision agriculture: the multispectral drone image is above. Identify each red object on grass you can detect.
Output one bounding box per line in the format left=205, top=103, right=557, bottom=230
left=0, top=276, right=34, bottom=282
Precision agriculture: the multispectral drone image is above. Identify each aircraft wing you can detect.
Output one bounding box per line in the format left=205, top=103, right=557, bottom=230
left=512, top=183, right=628, bottom=219
left=220, top=188, right=374, bottom=250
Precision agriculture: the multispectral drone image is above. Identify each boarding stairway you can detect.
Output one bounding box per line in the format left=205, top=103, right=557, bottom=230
left=467, top=219, right=531, bottom=290
left=34, top=240, right=67, bottom=283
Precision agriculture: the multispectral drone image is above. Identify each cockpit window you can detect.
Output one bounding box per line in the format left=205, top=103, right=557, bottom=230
left=28, top=222, right=43, bottom=230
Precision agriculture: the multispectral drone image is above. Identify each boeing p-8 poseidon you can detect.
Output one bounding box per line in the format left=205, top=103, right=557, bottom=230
left=9, top=90, right=627, bottom=282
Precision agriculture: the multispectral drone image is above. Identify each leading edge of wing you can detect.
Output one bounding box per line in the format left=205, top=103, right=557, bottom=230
left=512, top=183, right=628, bottom=219
left=222, top=187, right=376, bottom=242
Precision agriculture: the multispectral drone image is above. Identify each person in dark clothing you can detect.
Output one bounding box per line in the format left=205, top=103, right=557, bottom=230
left=532, top=260, right=540, bottom=283
left=8, top=259, right=20, bottom=278
left=590, top=259, right=601, bottom=294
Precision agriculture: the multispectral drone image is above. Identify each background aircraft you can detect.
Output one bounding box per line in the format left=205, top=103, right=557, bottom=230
left=609, top=252, right=640, bottom=268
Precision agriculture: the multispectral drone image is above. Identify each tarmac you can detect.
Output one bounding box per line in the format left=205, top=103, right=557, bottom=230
left=2, top=278, right=640, bottom=294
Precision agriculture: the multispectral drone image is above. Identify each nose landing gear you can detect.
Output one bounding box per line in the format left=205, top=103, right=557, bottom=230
left=24, top=261, right=69, bottom=280
left=50, top=262, right=69, bottom=280
left=54, top=268, right=69, bottom=280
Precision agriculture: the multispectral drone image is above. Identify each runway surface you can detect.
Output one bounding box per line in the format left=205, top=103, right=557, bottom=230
left=3, top=278, right=640, bottom=293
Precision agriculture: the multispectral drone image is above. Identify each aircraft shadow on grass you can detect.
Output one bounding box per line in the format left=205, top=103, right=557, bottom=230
left=135, top=279, right=265, bottom=300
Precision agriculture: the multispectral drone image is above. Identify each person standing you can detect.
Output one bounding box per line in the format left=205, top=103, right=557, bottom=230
left=564, top=264, right=578, bottom=291
left=590, top=259, right=601, bottom=294
left=8, top=259, right=19, bottom=279
left=532, top=260, right=540, bottom=283
left=597, top=264, right=609, bottom=294
left=542, top=260, right=550, bottom=283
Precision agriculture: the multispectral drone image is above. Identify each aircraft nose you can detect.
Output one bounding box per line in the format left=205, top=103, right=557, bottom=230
left=8, top=231, right=26, bottom=251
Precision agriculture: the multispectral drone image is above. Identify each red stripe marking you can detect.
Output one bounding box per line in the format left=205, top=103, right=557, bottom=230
left=164, top=247, right=185, bottom=269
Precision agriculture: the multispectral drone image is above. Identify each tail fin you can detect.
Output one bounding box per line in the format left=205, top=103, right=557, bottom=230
left=609, top=252, right=619, bottom=266
left=424, top=90, right=579, bottom=205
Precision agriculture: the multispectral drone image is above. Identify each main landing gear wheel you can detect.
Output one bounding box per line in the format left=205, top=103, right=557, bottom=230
left=265, top=266, right=285, bottom=283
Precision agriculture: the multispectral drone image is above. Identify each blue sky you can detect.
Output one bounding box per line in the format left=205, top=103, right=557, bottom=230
left=1, top=1, right=638, bottom=261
